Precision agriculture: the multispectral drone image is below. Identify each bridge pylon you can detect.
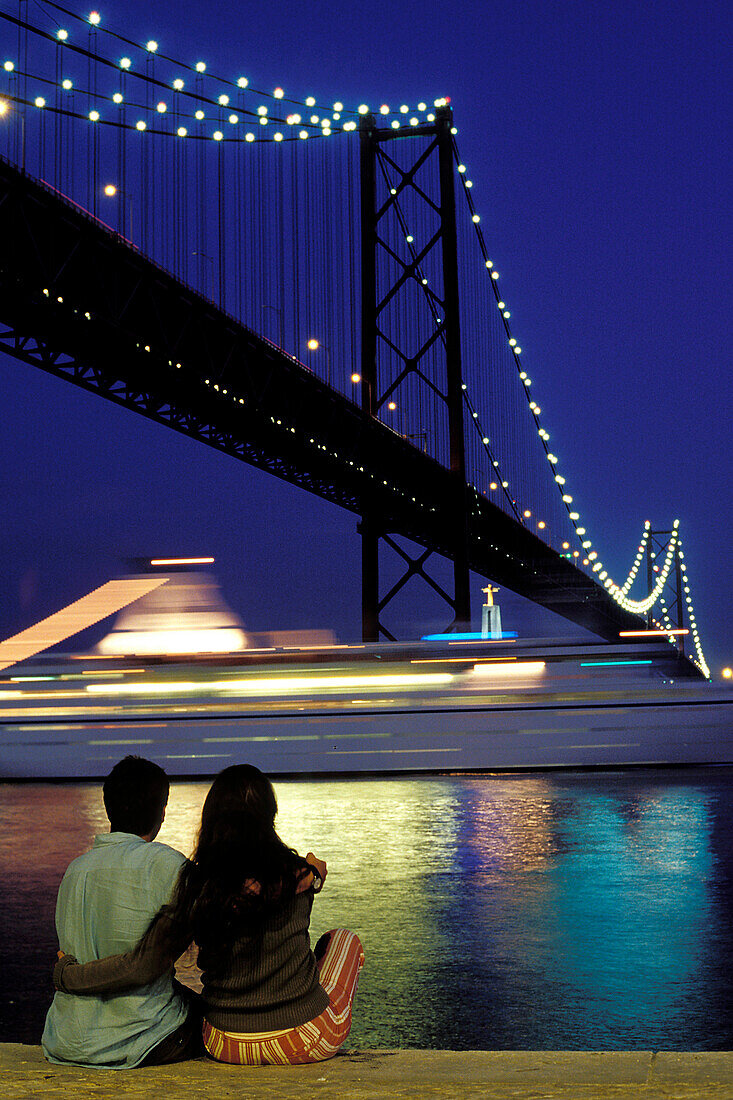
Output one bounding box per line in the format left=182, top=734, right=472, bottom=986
left=359, top=106, right=471, bottom=641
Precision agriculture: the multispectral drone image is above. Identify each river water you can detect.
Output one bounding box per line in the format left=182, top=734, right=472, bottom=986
left=1, top=768, right=732, bottom=1050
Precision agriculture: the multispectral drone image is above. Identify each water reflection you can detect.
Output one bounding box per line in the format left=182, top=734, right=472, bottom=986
left=1, top=769, right=732, bottom=1049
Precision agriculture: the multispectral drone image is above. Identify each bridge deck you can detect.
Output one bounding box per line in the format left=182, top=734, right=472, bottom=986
left=0, top=155, right=663, bottom=645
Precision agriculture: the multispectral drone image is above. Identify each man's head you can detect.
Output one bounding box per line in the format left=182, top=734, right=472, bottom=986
left=103, top=756, right=169, bottom=839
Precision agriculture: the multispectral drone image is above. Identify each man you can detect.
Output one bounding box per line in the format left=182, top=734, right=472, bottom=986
left=42, top=755, right=199, bottom=1068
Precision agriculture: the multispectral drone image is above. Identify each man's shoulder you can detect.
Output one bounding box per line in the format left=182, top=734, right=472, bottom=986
left=145, top=840, right=187, bottom=871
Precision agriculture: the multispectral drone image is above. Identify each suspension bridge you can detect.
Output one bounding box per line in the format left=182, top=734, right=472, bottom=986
left=0, top=1, right=709, bottom=677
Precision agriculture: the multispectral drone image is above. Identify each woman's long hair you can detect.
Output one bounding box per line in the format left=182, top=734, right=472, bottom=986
left=161, top=765, right=310, bottom=964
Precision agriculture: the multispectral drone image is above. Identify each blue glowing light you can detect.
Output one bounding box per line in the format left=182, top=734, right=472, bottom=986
left=421, top=631, right=518, bottom=641
left=579, top=660, right=653, bottom=667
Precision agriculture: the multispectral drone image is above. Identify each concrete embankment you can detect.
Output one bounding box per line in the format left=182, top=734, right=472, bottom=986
left=1, top=1046, right=732, bottom=1098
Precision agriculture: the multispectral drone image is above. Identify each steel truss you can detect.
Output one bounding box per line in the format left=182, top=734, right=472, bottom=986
left=360, top=106, right=471, bottom=640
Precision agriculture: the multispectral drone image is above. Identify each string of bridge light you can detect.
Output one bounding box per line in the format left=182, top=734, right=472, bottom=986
left=10, top=5, right=448, bottom=134
left=0, top=66, right=455, bottom=144
left=449, top=139, right=703, bottom=616
left=38, top=285, right=442, bottom=520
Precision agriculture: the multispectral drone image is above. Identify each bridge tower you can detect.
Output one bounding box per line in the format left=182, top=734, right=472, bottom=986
left=359, top=105, right=471, bottom=641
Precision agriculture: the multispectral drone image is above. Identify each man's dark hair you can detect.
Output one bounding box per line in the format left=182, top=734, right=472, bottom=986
left=103, top=755, right=169, bottom=836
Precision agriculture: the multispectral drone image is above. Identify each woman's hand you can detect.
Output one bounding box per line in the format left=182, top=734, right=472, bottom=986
left=305, top=852, right=327, bottom=885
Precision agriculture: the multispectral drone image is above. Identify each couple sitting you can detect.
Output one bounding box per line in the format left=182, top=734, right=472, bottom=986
left=42, top=756, right=364, bottom=1069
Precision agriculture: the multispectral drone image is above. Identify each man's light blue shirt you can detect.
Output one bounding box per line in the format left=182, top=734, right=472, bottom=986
left=42, top=831, right=188, bottom=1069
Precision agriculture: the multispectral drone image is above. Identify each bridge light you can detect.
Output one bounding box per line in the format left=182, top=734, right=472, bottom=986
left=257, top=105, right=268, bottom=115
left=238, top=77, right=249, bottom=88
left=307, top=339, right=320, bottom=350
left=490, top=482, right=498, bottom=490
left=120, top=57, right=131, bottom=69
left=391, top=120, right=400, bottom=129
left=218, top=94, right=230, bottom=106
left=177, top=126, right=188, bottom=136
left=260, top=117, right=269, bottom=126
left=388, top=401, right=397, bottom=411
left=3, top=60, right=14, bottom=72
left=195, top=110, right=205, bottom=120
left=509, top=338, right=517, bottom=347
left=482, top=437, right=489, bottom=445
left=213, top=130, right=223, bottom=140
left=136, top=119, right=147, bottom=130
left=146, top=40, right=158, bottom=52
left=351, top=373, right=361, bottom=383
left=35, top=97, right=46, bottom=108
left=503, top=310, right=510, bottom=317
left=195, top=61, right=206, bottom=72
left=305, top=96, right=316, bottom=106
left=88, top=11, right=101, bottom=25
left=62, top=78, right=73, bottom=89
left=298, top=130, right=308, bottom=139
left=88, top=109, right=100, bottom=121
left=173, top=78, right=184, bottom=90
left=410, top=117, right=419, bottom=126
left=104, top=184, right=117, bottom=196
left=246, top=132, right=255, bottom=142
left=273, top=87, right=284, bottom=98
left=274, top=132, right=283, bottom=141
left=537, top=521, right=546, bottom=529
left=722, top=668, right=732, bottom=680
left=472, top=214, right=480, bottom=223
left=57, top=29, right=69, bottom=40
left=523, top=510, right=531, bottom=518
left=228, top=113, right=239, bottom=124
left=113, top=92, right=123, bottom=103
left=156, top=102, right=167, bottom=113
left=379, top=104, right=389, bottom=114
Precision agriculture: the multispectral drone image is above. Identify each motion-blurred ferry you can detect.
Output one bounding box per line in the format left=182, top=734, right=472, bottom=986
left=0, top=563, right=730, bottom=778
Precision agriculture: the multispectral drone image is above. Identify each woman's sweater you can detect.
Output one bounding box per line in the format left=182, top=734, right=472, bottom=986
left=54, top=890, right=330, bottom=1032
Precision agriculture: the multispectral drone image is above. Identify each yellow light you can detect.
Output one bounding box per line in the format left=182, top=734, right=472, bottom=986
left=722, top=667, right=732, bottom=679
left=307, top=338, right=320, bottom=350
left=0, top=101, right=7, bottom=116
left=87, top=672, right=455, bottom=697
left=35, top=97, right=46, bottom=108
left=619, top=629, right=689, bottom=637
left=146, top=40, right=158, bottom=52
left=104, top=183, right=117, bottom=196
left=120, top=57, right=131, bottom=69
left=490, top=482, right=497, bottom=490
left=388, top=401, right=397, bottom=411
left=523, top=509, right=531, bottom=518
left=351, top=373, right=361, bottom=383
left=88, top=11, right=101, bottom=25
left=273, top=87, right=284, bottom=98
left=538, top=521, right=546, bottom=529
left=57, top=29, right=69, bottom=40
left=471, top=662, right=545, bottom=678
left=149, top=556, right=215, bottom=566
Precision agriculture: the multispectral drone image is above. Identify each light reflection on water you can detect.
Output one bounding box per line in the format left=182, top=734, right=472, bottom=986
left=1, top=769, right=732, bottom=1049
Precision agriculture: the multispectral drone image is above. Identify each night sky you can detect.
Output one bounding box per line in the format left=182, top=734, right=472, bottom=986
left=1, top=0, right=730, bottom=673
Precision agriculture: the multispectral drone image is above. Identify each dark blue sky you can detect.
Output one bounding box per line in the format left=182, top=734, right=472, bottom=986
left=1, top=0, right=730, bottom=673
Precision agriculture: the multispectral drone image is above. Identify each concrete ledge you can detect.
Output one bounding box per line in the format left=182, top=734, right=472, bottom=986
left=1, top=1045, right=732, bottom=1099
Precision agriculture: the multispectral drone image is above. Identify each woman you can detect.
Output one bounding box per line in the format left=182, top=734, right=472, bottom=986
left=53, top=764, right=364, bottom=1065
